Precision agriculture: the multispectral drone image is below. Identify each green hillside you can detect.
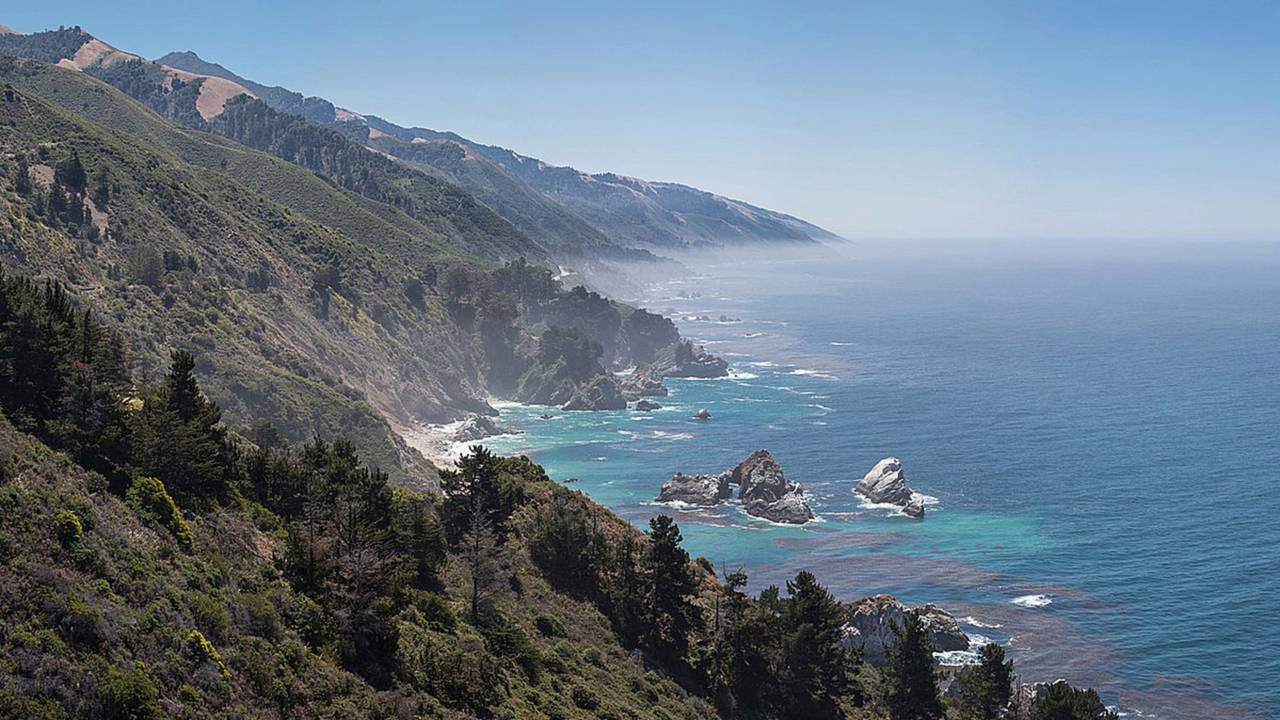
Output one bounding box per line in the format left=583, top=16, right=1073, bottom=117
left=0, top=75, right=492, bottom=487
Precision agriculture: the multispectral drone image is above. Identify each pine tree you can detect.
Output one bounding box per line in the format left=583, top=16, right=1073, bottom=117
left=642, top=514, right=701, bottom=663
left=777, top=571, right=860, bottom=717
left=883, top=610, right=943, bottom=720
left=956, top=643, right=1013, bottom=719
left=460, top=503, right=509, bottom=623
left=165, top=349, right=205, bottom=423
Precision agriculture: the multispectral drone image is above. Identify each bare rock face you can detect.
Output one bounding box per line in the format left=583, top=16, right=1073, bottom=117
left=656, top=340, right=729, bottom=378
left=561, top=375, right=627, bottom=411
left=903, top=497, right=926, bottom=518
left=453, top=414, right=520, bottom=443
left=657, top=472, right=732, bottom=505
left=855, top=457, right=915, bottom=505
left=732, top=450, right=790, bottom=503
left=619, top=365, right=669, bottom=401
left=744, top=491, right=814, bottom=524
left=657, top=450, right=813, bottom=524
left=839, top=595, right=970, bottom=667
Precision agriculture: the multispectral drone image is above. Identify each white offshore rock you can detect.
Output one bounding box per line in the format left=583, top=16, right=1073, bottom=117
left=855, top=457, right=915, bottom=506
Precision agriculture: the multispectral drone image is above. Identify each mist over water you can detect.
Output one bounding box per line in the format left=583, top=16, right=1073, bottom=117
left=483, top=239, right=1280, bottom=719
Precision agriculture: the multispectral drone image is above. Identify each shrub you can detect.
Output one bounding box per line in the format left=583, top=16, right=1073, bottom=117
left=0, top=687, right=69, bottom=720
left=61, top=595, right=106, bottom=649
left=534, top=613, right=567, bottom=638
left=96, top=665, right=163, bottom=720
left=55, top=509, right=83, bottom=546
left=126, top=476, right=193, bottom=551
left=571, top=685, right=601, bottom=710
left=186, top=630, right=230, bottom=682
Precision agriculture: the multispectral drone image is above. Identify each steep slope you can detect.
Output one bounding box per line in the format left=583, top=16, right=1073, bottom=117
left=0, top=76, right=497, bottom=487
left=156, top=49, right=842, bottom=251
left=1, top=26, right=547, bottom=265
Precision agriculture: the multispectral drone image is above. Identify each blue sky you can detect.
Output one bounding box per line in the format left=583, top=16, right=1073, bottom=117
left=6, top=1, right=1278, bottom=240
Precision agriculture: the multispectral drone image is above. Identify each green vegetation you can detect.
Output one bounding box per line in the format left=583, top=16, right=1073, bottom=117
left=884, top=611, right=943, bottom=720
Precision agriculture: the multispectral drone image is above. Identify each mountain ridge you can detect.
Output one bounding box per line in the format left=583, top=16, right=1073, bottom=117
left=156, top=48, right=843, bottom=252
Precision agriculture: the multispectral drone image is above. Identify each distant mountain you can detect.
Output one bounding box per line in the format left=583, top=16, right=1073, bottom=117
left=157, top=50, right=843, bottom=251
left=1, top=27, right=548, bottom=264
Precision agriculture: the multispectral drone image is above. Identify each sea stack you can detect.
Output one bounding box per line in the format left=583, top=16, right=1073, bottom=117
left=855, top=457, right=914, bottom=505
left=656, top=450, right=814, bottom=524
left=693, top=408, right=711, bottom=420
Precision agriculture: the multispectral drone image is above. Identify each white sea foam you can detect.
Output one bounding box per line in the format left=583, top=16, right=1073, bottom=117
left=743, top=331, right=766, bottom=338
left=830, top=341, right=853, bottom=346
left=750, top=360, right=780, bottom=367
left=489, top=400, right=532, bottom=409
left=651, top=431, right=695, bottom=441
left=935, top=633, right=995, bottom=667
left=1011, top=594, right=1053, bottom=608
left=961, top=616, right=1004, bottom=629
left=729, top=371, right=759, bottom=380
left=790, top=368, right=838, bottom=380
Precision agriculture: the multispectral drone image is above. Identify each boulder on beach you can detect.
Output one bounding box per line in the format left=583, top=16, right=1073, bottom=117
left=839, top=595, right=970, bottom=667
left=561, top=375, right=627, bottom=411
left=634, top=399, right=662, bottom=412
left=855, top=457, right=915, bottom=506
left=657, top=472, right=733, bottom=506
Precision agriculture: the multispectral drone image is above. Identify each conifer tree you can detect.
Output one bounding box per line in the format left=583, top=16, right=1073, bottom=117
left=884, top=610, right=943, bottom=720
left=778, top=571, right=860, bottom=717
left=642, top=514, right=701, bottom=663
left=956, top=643, right=1014, bottom=719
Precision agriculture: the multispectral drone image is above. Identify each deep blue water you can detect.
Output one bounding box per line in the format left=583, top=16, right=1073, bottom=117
left=481, top=240, right=1280, bottom=719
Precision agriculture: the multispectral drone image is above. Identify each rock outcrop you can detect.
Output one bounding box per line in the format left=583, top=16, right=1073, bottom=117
left=655, top=340, right=729, bottom=378
left=732, top=451, right=815, bottom=524
left=903, top=497, right=925, bottom=518
left=452, top=414, right=520, bottom=443
left=634, top=399, right=662, bottom=412
left=1014, top=681, right=1109, bottom=717
left=562, top=374, right=627, bottom=411
left=693, top=408, right=712, bottom=420
left=855, top=457, right=915, bottom=506
left=656, top=472, right=733, bottom=506
left=840, top=595, right=969, bottom=666
left=656, top=450, right=814, bottom=524
left=619, top=365, right=669, bottom=400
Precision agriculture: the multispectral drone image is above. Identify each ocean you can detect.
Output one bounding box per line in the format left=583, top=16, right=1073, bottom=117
left=478, top=239, right=1280, bottom=719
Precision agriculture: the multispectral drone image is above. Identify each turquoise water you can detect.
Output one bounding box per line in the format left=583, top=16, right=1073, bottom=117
left=481, top=240, right=1280, bottom=719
